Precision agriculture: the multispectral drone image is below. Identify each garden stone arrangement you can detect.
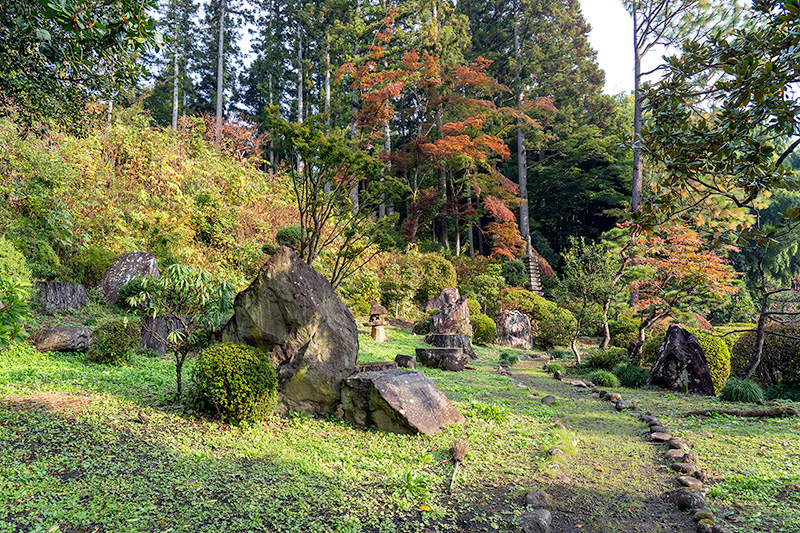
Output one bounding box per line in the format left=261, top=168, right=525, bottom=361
left=220, top=246, right=359, bottom=415
left=422, top=288, right=476, bottom=358
left=32, top=281, right=88, bottom=314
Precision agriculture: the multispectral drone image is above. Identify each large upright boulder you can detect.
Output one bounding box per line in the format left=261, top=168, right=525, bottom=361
left=647, top=325, right=715, bottom=396
left=33, top=282, right=88, bottom=314
left=495, top=310, right=533, bottom=349
left=425, top=288, right=473, bottom=337
left=341, top=369, right=466, bottom=434
left=98, top=251, right=159, bottom=305
left=220, top=246, right=358, bottom=415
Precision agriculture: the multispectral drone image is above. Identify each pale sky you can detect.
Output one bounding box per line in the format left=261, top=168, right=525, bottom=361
left=578, top=0, right=635, bottom=95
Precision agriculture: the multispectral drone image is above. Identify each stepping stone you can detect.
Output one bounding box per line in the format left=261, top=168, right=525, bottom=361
left=693, top=510, right=714, bottom=522
left=671, top=462, right=699, bottom=475
left=646, top=419, right=663, bottom=427
left=541, top=395, right=556, bottom=405
left=525, top=489, right=553, bottom=509
left=605, top=393, right=622, bottom=402
left=668, top=438, right=690, bottom=450
left=650, top=425, right=670, bottom=433
left=678, top=475, right=704, bottom=489
left=548, top=448, right=568, bottom=460
left=615, top=399, right=634, bottom=411
left=651, top=432, right=672, bottom=442
left=696, top=519, right=714, bottom=533
left=665, top=449, right=688, bottom=460
left=520, top=509, right=552, bottom=533
left=673, top=488, right=706, bottom=511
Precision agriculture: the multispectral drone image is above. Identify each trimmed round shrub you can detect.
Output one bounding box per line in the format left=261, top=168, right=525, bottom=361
left=542, top=362, right=564, bottom=374
left=275, top=226, right=304, bottom=251
left=586, top=347, right=627, bottom=370
left=550, top=348, right=572, bottom=360
left=720, top=378, right=764, bottom=404
left=194, top=343, right=277, bottom=425
left=501, top=259, right=527, bottom=287
left=587, top=370, right=620, bottom=388
left=609, top=311, right=639, bottom=350
left=613, top=363, right=649, bottom=388
left=730, top=323, right=800, bottom=387
left=467, top=297, right=482, bottom=317
left=87, top=319, right=139, bottom=365
left=689, top=328, right=731, bottom=395
left=472, top=314, right=497, bottom=345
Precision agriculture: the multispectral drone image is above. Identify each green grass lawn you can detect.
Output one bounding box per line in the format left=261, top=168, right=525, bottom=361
left=0, top=329, right=557, bottom=533
left=2, top=327, right=798, bottom=532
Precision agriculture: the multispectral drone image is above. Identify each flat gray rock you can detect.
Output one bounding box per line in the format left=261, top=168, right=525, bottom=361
left=651, top=432, right=672, bottom=442
left=34, top=326, right=91, bottom=353
left=678, top=475, right=704, bottom=489
left=341, top=369, right=465, bottom=435
left=541, top=395, right=556, bottom=405
left=525, top=489, right=552, bottom=509
left=673, top=488, right=706, bottom=511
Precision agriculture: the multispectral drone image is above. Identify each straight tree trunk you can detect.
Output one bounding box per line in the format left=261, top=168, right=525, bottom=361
left=297, top=29, right=303, bottom=123
left=467, top=184, right=475, bottom=256
left=631, top=10, right=643, bottom=212
left=269, top=73, right=274, bottom=174
left=171, top=5, right=179, bottom=130
left=514, top=1, right=530, bottom=251
left=215, top=0, right=226, bottom=146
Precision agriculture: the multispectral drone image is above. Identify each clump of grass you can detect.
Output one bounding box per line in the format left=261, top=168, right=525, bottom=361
left=587, top=370, right=620, bottom=388
left=466, top=400, right=512, bottom=423
left=542, top=362, right=564, bottom=374
left=720, top=378, right=764, bottom=403
left=612, top=363, right=649, bottom=388
left=549, top=348, right=571, bottom=360
left=765, top=383, right=800, bottom=401
left=499, top=351, right=520, bottom=366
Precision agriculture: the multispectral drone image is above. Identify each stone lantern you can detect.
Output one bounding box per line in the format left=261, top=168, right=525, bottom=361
left=367, top=302, right=389, bottom=342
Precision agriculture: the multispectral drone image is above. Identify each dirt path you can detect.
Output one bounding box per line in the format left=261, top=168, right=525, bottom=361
left=511, top=361, right=696, bottom=533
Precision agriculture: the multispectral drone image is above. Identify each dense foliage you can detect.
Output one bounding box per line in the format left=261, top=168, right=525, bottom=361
left=86, top=318, right=138, bottom=365
left=731, top=324, right=800, bottom=387
left=720, top=378, right=765, bottom=404
left=498, top=289, right=575, bottom=349
left=193, top=343, right=277, bottom=425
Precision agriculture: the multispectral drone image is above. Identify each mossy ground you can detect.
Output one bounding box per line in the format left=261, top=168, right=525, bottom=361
left=1, top=326, right=797, bottom=532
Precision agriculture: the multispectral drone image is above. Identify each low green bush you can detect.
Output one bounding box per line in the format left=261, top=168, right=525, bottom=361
left=501, top=259, right=527, bottom=287
left=72, top=245, right=117, bottom=287
left=117, top=277, right=153, bottom=309
left=612, top=363, right=649, bottom=388
left=0, top=236, right=31, bottom=288
left=765, top=384, right=800, bottom=401
left=87, top=319, right=139, bottom=365
left=499, top=351, right=519, bottom=366
left=609, top=311, right=639, bottom=350
left=730, top=323, right=800, bottom=387
left=586, top=347, right=627, bottom=370
left=587, top=370, right=620, bottom=388
left=0, top=275, right=31, bottom=348
left=550, top=348, right=572, bottom=360
left=472, top=314, right=497, bottom=345
left=720, top=378, right=764, bottom=404
left=542, top=362, right=564, bottom=374
left=275, top=226, right=304, bottom=251
left=193, top=343, right=277, bottom=425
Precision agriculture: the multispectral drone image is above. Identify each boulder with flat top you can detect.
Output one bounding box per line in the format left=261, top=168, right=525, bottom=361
left=341, top=369, right=466, bottom=434
left=98, top=251, right=159, bottom=305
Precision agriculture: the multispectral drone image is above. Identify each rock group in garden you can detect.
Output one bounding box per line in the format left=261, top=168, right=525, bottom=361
left=425, top=288, right=473, bottom=337
left=98, top=251, right=160, bottom=304
left=32, top=282, right=88, bottom=314
left=415, top=347, right=469, bottom=371
left=340, top=368, right=466, bottom=434
left=220, top=246, right=358, bottom=415
left=647, top=325, right=715, bottom=395
left=494, top=310, right=534, bottom=349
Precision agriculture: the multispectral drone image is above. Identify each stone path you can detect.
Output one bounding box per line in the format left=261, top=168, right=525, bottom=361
left=511, top=362, right=697, bottom=533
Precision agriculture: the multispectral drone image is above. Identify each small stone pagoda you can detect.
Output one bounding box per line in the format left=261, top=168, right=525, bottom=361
left=366, top=302, right=389, bottom=342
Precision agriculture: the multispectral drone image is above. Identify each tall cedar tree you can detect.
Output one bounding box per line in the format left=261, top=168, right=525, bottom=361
left=191, top=0, right=241, bottom=116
